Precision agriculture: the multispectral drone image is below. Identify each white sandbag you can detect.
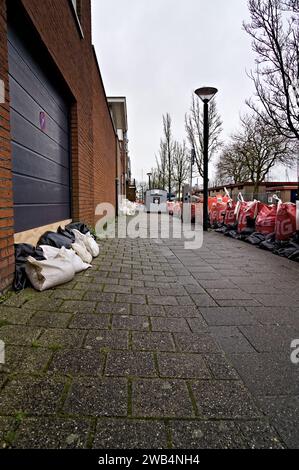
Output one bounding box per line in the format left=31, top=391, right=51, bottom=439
left=72, top=229, right=99, bottom=258
left=84, top=232, right=100, bottom=257
left=40, top=245, right=91, bottom=273
left=119, top=199, right=137, bottom=216
left=71, top=242, right=92, bottom=264
left=61, top=247, right=91, bottom=273
left=39, top=245, right=61, bottom=259
left=25, top=255, right=75, bottom=292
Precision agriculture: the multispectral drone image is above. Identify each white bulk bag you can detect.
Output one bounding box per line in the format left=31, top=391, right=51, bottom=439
left=72, top=229, right=99, bottom=258
left=40, top=246, right=91, bottom=273
left=25, top=255, right=75, bottom=292
left=71, top=242, right=92, bottom=264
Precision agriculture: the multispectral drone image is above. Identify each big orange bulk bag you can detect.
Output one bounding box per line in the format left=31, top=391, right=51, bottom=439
left=255, top=204, right=277, bottom=235
left=275, top=202, right=296, bottom=241
left=237, top=200, right=259, bottom=233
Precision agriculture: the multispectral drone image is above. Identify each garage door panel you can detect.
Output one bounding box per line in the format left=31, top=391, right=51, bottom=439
left=10, top=78, right=69, bottom=150
left=13, top=174, right=70, bottom=205
left=14, top=205, right=70, bottom=234
left=8, top=43, right=69, bottom=132
left=11, top=111, right=69, bottom=168
left=8, top=18, right=71, bottom=234
left=8, top=32, right=69, bottom=118
left=12, top=143, right=70, bottom=186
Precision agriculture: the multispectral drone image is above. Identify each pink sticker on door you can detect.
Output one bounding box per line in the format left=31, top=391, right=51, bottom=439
left=39, top=111, right=46, bottom=131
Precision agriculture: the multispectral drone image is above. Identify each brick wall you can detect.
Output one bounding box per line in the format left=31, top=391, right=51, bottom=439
left=0, top=0, right=118, bottom=291
left=0, top=0, right=14, bottom=291
left=92, top=49, right=116, bottom=221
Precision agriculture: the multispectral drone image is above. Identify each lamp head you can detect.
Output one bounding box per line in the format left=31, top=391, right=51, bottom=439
left=195, top=87, right=218, bottom=103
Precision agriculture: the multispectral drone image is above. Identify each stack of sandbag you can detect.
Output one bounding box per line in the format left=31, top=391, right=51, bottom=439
left=213, top=194, right=299, bottom=263
left=25, top=246, right=91, bottom=292
left=119, top=199, right=137, bottom=216
left=14, top=222, right=100, bottom=292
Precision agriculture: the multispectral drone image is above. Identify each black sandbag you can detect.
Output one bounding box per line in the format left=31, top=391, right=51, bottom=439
left=14, top=244, right=46, bottom=291
left=246, top=232, right=266, bottom=245
left=275, top=246, right=296, bottom=258
left=212, top=222, right=224, bottom=230
left=239, top=227, right=255, bottom=240
left=275, top=240, right=299, bottom=259
left=37, top=231, right=73, bottom=249
left=259, top=233, right=277, bottom=252
left=224, top=230, right=240, bottom=239
left=65, top=222, right=90, bottom=235
left=266, top=232, right=276, bottom=242
left=226, top=223, right=238, bottom=232
left=215, top=226, right=228, bottom=233
left=290, top=232, right=299, bottom=244
left=289, top=249, right=299, bottom=261
left=57, top=226, right=76, bottom=243
left=259, top=240, right=276, bottom=251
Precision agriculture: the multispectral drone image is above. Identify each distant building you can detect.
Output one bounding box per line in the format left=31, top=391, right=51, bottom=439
left=195, top=182, right=298, bottom=203
left=107, top=97, right=130, bottom=203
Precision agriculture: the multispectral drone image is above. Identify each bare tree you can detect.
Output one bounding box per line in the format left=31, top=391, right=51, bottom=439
left=216, top=143, right=251, bottom=185
left=244, top=0, right=299, bottom=141
left=163, top=113, right=174, bottom=199
left=185, top=94, right=223, bottom=178
left=231, top=113, right=295, bottom=195
left=155, top=139, right=168, bottom=190
left=173, top=141, right=189, bottom=199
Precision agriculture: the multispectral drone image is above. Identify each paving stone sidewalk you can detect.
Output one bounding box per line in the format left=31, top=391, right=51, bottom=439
left=0, top=225, right=299, bottom=449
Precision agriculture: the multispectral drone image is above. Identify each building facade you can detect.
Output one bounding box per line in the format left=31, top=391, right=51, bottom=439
left=0, top=0, right=125, bottom=291
left=107, top=97, right=130, bottom=204
left=196, top=182, right=298, bottom=204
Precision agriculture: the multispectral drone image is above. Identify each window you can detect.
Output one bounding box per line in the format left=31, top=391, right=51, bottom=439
left=70, top=0, right=84, bottom=38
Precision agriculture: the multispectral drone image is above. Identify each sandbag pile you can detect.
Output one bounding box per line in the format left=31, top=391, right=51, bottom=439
left=14, top=222, right=99, bottom=292
left=212, top=194, right=298, bottom=262
left=119, top=199, right=137, bottom=216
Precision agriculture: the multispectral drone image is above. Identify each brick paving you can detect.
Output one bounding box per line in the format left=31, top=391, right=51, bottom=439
left=0, top=225, right=299, bottom=449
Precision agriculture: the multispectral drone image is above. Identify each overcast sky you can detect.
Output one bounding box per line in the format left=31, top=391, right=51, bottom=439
left=91, top=0, right=296, bottom=184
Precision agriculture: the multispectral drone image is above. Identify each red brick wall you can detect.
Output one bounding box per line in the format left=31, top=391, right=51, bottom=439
left=0, top=0, right=15, bottom=291
left=0, top=0, right=117, bottom=291
left=92, top=51, right=116, bottom=221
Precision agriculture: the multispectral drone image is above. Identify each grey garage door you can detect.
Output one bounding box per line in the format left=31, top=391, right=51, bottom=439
left=8, top=21, right=71, bottom=233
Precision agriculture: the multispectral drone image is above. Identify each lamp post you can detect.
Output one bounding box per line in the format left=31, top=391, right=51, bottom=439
left=194, top=87, right=218, bottom=231
left=190, top=148, right=195, bottom=201
left=147, top=172, right=152, bottom=191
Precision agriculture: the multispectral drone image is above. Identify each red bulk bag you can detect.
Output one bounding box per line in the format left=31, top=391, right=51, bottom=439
left=237, top=200, right=259, bottom=233
left=209, top=201, right=218, bottom=225
left=210, top=201, right=227, bottom=225
left=275, top=202, right=296, bottom=241
left=255, top=204, right=277, bottom=235
left=208, top=197, right=218, bottom=212
left=224, top=201, right=236, bottom=225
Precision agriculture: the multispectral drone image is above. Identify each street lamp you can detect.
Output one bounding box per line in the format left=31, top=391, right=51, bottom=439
left=190, top=147, right=196, bottom=200
left=194, top=87, right=218, bottom=231
left=147, top=172, right=152, bottom=191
